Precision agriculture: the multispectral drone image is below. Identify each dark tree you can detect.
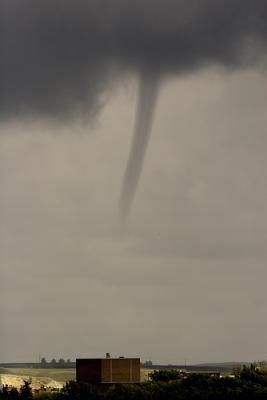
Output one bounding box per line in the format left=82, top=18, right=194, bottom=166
left=20, top=381, right=32, bottom=400
left=149, top=369, right=179, bottom=382
left=40, top=358, right=47, bottom=366
left=59, top=381, right=99, bottom=400
left=8, top=388, right=19, bottom=400
left=0, top=385, right=9, bottom=400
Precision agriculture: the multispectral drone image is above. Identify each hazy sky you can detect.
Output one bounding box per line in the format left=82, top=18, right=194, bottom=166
left=1, top=1, right=267, bottom=364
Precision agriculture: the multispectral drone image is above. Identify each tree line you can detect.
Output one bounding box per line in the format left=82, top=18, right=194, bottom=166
left=39, top=359, right=75, bottom=368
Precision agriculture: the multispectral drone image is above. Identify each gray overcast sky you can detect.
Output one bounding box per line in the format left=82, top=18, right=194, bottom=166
left=1, top=1, right=267, bottom=364
left=1, top=68, right=267, bottom=364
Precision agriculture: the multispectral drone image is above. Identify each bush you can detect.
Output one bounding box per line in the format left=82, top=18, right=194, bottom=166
left=149, top=370, right=180, bottom=383
left=20, top=381, right=33, bottom=400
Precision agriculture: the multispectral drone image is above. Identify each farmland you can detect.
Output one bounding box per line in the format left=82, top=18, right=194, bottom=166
left=0, top=368, right=76, bottom=389
left=0, top=368, right=151, bottom=389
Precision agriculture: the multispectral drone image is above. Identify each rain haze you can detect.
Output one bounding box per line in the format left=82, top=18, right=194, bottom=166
left=1, top=0, right=267, bottom=364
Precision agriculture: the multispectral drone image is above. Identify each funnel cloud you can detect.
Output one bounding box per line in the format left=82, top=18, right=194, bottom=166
left=1, top=0, right=267, bottom=213
left=1, top=1, right=267, bottom=365
left=120, top=72, right=160, bottom=219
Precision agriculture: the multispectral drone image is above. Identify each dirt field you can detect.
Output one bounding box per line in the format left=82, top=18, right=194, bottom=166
left=0, top=368, right=75, bottom=389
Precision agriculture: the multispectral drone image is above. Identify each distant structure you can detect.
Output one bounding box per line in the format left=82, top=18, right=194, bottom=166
left=76, top=356, right=140, bottom=390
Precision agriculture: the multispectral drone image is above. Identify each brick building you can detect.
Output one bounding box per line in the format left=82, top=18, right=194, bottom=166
left=76, top=357, right=140, bottom=389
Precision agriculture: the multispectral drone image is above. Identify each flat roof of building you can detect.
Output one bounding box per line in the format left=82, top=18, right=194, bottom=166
left=76, top=357, right=140, bottom=361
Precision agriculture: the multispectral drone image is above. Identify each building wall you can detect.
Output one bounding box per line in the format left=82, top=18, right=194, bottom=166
left=76, top=358, right=140, bottom=385
left=76, top=359, right=102, bottom=384
left=101, top=358, right=140, bottom=383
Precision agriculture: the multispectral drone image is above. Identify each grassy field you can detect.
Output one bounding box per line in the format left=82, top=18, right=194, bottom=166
left=0, top=368, right=76, bottom=389
left=0, top=367, right=151, bottom=389
left=1, top=368, right=76, bottom=381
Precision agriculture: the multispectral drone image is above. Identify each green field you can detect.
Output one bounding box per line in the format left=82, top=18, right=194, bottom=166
left=0, top=367, right=150, bottom=388
left=3, top=368, right=76, bottom=382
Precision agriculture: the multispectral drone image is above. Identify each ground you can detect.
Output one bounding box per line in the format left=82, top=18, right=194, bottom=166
left=0, top=368, right=75, bottom=389
left=0, top=368, right=152, bottom=389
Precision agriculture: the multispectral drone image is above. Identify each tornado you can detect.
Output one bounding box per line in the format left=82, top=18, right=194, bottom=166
left=120, top=71, right=160, bottom=220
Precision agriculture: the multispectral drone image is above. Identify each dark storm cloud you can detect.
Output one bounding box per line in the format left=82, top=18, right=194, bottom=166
left=1, top=0, right=267, bottom=120
left=1, top=1, right=267, bottom=216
